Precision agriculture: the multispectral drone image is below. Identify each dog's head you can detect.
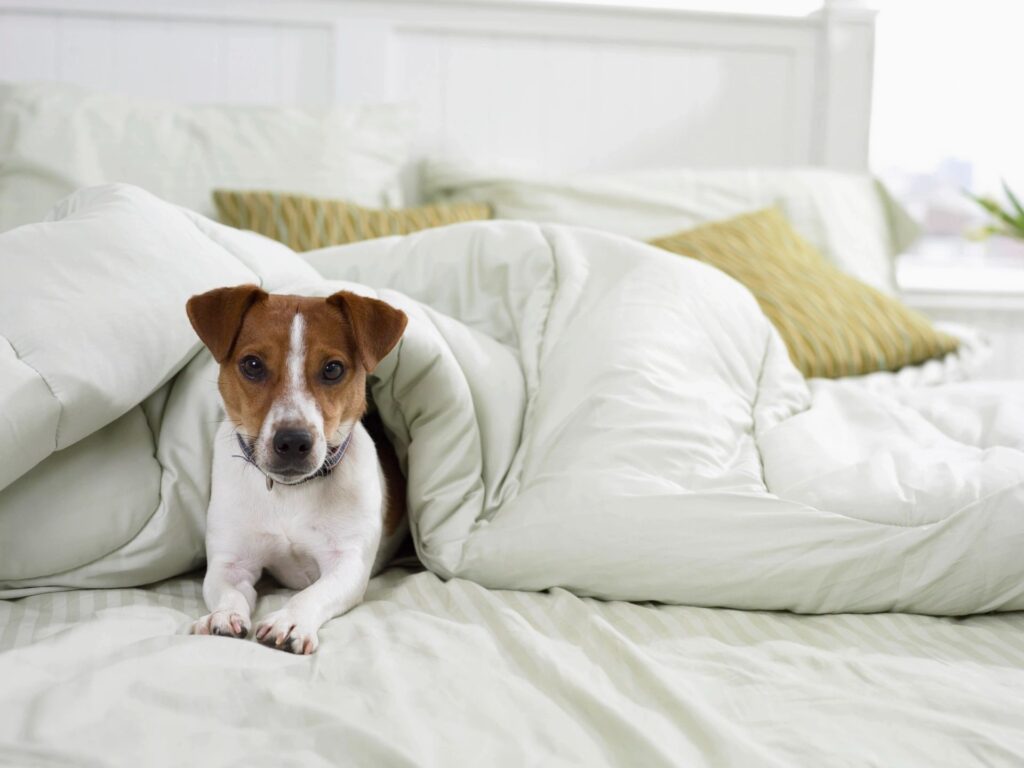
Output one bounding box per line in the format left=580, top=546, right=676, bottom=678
left=186, top=286, right=407, bottom=485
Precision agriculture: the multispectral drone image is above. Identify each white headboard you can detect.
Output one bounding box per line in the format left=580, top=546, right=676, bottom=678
left=0, top=0, right=877, bottom=173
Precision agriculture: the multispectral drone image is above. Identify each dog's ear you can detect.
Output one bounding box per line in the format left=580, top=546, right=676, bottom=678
left=327, top=291, right=408, bottom=373
left=186, top=284, right=267, bottom=363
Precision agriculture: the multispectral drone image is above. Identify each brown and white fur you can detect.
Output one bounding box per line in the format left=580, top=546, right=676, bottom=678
left=185, top=285, right=408, bottom=654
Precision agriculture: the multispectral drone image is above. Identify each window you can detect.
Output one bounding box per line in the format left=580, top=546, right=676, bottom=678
left=872, top=0, right=1024, bottom=249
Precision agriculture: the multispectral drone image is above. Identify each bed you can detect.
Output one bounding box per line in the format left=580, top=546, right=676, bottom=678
left=4, top=568, right=1024, bottom=766
left=1, top=1, right=1022, bottom=766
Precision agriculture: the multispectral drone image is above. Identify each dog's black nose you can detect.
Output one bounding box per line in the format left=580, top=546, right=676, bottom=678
left=274, top=428, right=312, bottom=457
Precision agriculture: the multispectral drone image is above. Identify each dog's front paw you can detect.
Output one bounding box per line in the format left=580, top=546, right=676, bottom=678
left=254, top=610, right=320, bottom=655
left=190, top=610, right=250, bottom=639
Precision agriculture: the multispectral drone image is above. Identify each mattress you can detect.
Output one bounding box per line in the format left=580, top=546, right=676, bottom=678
left=1, top=568, right=1022, bottom=767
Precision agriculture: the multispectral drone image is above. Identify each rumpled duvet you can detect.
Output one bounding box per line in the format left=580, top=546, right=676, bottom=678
left=1, top=185, right=1022, bottom=613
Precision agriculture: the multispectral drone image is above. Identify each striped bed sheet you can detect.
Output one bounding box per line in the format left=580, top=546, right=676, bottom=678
left=1, top=568, right=1023, bottom=767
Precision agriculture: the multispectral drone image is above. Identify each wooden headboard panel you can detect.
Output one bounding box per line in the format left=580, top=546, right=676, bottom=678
left=0, top=0, right=877, bottom=173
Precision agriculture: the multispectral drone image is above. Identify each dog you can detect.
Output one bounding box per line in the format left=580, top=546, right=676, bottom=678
left=185, top=284, right=408, bottom=654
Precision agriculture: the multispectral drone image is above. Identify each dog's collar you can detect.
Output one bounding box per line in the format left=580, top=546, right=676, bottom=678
left=234, top=430, right=354, bottom=491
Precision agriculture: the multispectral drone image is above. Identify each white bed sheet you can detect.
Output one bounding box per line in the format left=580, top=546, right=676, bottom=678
left=1, top=569, right=1022, bottom=767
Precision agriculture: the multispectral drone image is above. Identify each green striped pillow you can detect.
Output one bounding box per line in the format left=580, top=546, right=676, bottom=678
left=213, top=189, right=492, bottom=251
left=650, top=208, right=959, bottom=378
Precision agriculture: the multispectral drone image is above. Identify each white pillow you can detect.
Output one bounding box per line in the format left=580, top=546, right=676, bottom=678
left=0, top=81, right=413, bottom=231
left=423, top=160, right=918, bottom=293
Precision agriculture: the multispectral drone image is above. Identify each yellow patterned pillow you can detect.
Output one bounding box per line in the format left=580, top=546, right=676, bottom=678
left=650, top=208, right=959, bottom=378
left=213, top=190, right=492, bottom=251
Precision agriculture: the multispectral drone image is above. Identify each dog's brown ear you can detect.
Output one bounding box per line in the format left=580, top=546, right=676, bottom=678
left=327, top=291, right=408, bottom=372
left=186, top=284, right=266, bottom=363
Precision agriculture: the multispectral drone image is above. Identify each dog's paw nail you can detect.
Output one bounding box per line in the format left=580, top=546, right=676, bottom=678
left=254, top=612, right=318, bottom=654
left=192, top=611, right=250, bottom=639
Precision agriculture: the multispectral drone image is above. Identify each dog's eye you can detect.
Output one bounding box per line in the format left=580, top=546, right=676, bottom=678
left=239, top=355, right=265, bottom=381
left=322, top=360, right=345, bottom=382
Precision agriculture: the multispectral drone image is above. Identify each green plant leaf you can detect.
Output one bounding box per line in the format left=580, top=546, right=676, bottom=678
left=1001, top=180, right=1024, bottom=232
left=965, top=189, right=1023, bottom=232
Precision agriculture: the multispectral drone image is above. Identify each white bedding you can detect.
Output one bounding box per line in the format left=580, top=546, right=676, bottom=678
left=307, top=223, right=1024, bottom=614
left=1, top=184, right=1022, bottom=766
left=2, top=185, right=1023, bottom=617
left=1, top=570, right=1022, bottom=767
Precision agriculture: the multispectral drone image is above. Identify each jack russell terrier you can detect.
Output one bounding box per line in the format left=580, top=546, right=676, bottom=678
left=185, top=285, right=408, bottom=654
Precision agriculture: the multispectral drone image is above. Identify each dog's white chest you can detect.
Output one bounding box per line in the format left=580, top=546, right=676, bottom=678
left=208, top=420, right=386, bottom=587
left=263, top=528, right=321, bottom=590
left=246, top=472, right=376, bottom=587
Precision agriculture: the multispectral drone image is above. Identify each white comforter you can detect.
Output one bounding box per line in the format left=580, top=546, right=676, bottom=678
left=1, top=185, right=1022, bottom=613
